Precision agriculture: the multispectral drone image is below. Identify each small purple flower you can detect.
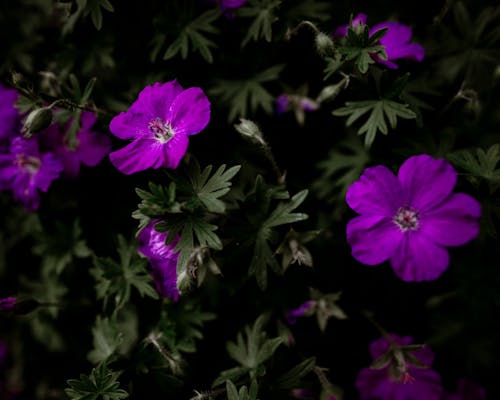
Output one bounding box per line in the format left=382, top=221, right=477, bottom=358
left=356, top=334, right=443, bottom=400
left=444, top=379, right=486, bottom=400
left=0, top=137, right=63, bottom=211
left=0, top=83, right=20, bottom=141
left=0, top=297, right=16, bottom=312
left=108, top=80, right=210, bottom=174
left=346, top=154, right=481, bottom=282
left=285, top=300, right=316, bottom=324
left=41, top=112, right=111, bottom=177
left=335, top=13, right=425, bottom=69
left=276, top=94, right=319, bottom=115
left=138, top=220, right=180, bottom=301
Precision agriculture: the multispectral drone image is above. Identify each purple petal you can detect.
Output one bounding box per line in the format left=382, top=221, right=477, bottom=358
left=34, top=153, right=63, bottom=192
left=369, top=334, right=413, bottom=360
left=334, top=13, right=368, bottom=37
left=390, top=232, right=450, bottom=281
left=10, top=136, right=39, bottom=157
left=346, top=165, right=402, bottom=216
left=347, top=215, right=402, bottom=265
left=150, top=257, right=179, bottom=301
left=137, top=80, right=184, bottom=120
left=285, top=300, right=316, bottom=324
left=221, top=0, right=246, bottom=9
left=167, top=87, right=211, bottom=136
left=109, top=134, right=165, bottom=174
left=76, top=128, right=112, bottom=167
left=80, top=111, right=98, bottom=130
left=420, top=193, right=481, bottom=247
left=162, top=132, right=189, bottom=169
left=371, top=21, right=412, bottom=48
left=397, top=155, right=457, bottom=212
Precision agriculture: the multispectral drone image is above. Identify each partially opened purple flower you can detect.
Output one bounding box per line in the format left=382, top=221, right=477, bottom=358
left=346, top=154, right=481, bottom=282
left=356, top=334, right=443, bottom=400
left=0, top=137, right=63, bottom=211
left=109, top=80, right=210, bottom=174
left=334, top=13, right=425, bottom=69
left=41, top=112, right=111, bottom=177
left=138, top=220, right=180, bottom=301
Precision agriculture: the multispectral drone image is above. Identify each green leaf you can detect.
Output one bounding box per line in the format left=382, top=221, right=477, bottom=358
left=88, top=316, right=124, bottom=364
left=313, top=136, right=369, bottom=207
left=90, top=235, right=159, bottom=312
left=213, top=314, right=283, bottom=387
left=65, top=363, right=128, bottom=400
left=447, top=144, right=500, bottom=193
left=189, top=163, right=241, bottom=213
left=162, top=9, right=221, bottom=63
left=209, top=64, right=284, bottom=122
left=275, top=357, right=316, bottom=388
left=333, top=99, right=416, bottom=147
left=239, top=0, right=282, bottom=47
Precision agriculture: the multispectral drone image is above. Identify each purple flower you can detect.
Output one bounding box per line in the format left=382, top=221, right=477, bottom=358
left=285, top=300, right=316, bottom=324
left=0, top=297, right=16, bottom=312
left=335, top=13, right=425, bottom=69
left=108, top=80, right=210, bottom=174
left=346, top=154, right=481, bottom=282
left=444, top=379, right=486, bottom=400
left=41, top=112, right=111, bottom=177
left=276, top=94, right=319, bottom=114
left=138, top=221, right=180, bottom=301
left=356, top=334, right=443, bottom=400
left=0, top=137, right=63, bottom=211
left=0, top=84, right=20, bottom=141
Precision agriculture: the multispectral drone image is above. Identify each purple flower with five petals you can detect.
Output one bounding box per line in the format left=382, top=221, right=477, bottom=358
left=41, top=112, right=111, bottom=178
left=356, top=334, right=443, bottom=400
left=335, top=13, right=425, bottom=69
left=138, top=220, right=180, bottom=301
left=346, top=154, right=481, bottom=282
left=108, top=80, right=210, bottom=174
left=0, top=137, right=63, bottom=211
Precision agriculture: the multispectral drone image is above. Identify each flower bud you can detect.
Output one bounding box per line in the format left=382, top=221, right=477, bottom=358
left=234, top=118, right=266, bottom=146
left=315, top=32, right=335, bottom=57
left=22, top=107, right=53, bottom=137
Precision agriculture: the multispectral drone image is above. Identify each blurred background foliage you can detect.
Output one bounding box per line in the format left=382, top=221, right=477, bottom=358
left=0, top=0, right=499, bottom=399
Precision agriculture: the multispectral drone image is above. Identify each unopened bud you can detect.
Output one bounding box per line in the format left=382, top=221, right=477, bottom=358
left=234, top=118, right=266, bottom=146
left=22, top=107, right=52, bottom=137
left=315, top=32, right=335, bottom=57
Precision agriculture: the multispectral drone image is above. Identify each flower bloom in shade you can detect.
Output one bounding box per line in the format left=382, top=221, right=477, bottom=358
left=356, top=334, right=443, bottom=400
left=0, top=137, right=63, bottom=211
left=346, top=154, right=481, bottom=282
left=0, top=297, right=16, bottom=312
left=334, top=13, right=425, bottom=69
left=0, top=83, right=20, bottom=141
left=444, top=379, right=486, bottom=400
left=108, top=80, right=210, bottom=174
left=285, top=300, right=316, bottom=324
left=138, top=221, right=180, bottom=301
left=41, top=111, right=111, bottom=177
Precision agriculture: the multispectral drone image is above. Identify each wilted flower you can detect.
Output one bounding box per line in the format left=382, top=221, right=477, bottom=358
left=109, top=80, right=210, bottom=174
left=41, top=111, right=111, bottom=177
left=138, top=220, right=180, bottom=301
left=335, top=13, right=425, bottom=69
left=356, top=334, right=443, bottom=400
left=0, top=136, right=63, bottom=211
left=346, top=154, right=481, bottom=282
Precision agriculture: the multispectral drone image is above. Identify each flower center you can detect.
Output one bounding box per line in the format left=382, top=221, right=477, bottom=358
left=16, top=155, right=41, bottom=175
left=149, top=117, right=175, bottom=143
left=393, top=206, right=419, bottom=232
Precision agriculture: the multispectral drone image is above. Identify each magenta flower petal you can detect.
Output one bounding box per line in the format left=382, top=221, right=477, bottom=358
left=346, top=165, right=402, bottom=216
left=398, top=155, right=457, bottom=211
left=391, top=233, right=450, bottom=281
left=421, top=193, right=481, bottom=247
left=136, top=81, right=184, bottom=119
left=167, top=87, right=211, bottom=136
left=333, top=13, right=367, bottom=37
left=109, top=134, right=165, bottom=174
left=347, top=215, right=403, bottom=265
left=369, top=334, right=413, bottom=359
left=109, top=109, right=150, bottom=140
left=35, top=153, right=64, bottom=192
left=371, top=22, right=425, bottom=62
left=285, top=300, right=316, bottom=324
left=221, top=0, right=247, bottom=9
left=162, top=132, right=189, bottom=169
